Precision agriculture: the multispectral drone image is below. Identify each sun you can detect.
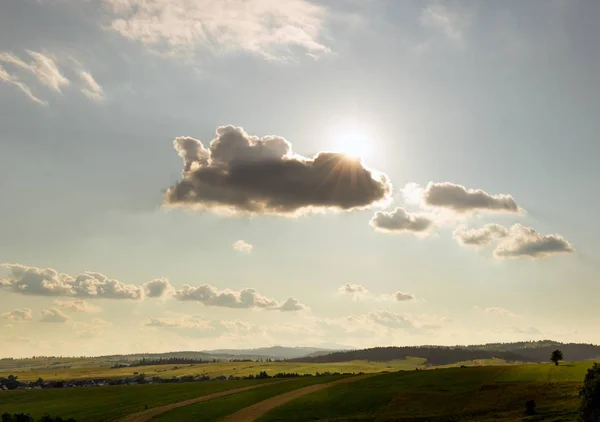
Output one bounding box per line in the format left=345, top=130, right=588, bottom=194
left=331, top=126, right=373, bottom=160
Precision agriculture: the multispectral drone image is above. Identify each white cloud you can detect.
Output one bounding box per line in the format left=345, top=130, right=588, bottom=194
left=174, top=284, right=306, bottom=312
left=79, top=70, right=105, bottom=101
left=395, top=291, right=415, bottom=302
left=103, top=0, right=330, bottom=60
left=454, top=224, right=508, bottom=246
left=494, top=224, right=574, bottom=259
left=512, top=326, right=542, bottom=335
left=0, top=64, right=47, bottom=105
left=0, top=51, right=69, bottom=92
left=146, top=317, right=214, bottom=329
left=233, top=240, right=253, bottom=254
left=143, top=278, right=176, bottom=298
left=0, top=51, right=104, bottom=104
left=419, top=4, right=466, bottom=46
left=53, top=299, right=102, bottom=313
left=40, top=308, right=70, bottom=323
left=483, top=307, right=519, bottom=317
left=338, top=283, right=368, bottom=300
left=0, top=264, right=144, bottom=299
left=1, top=308, right=33, bottom=322
left=279, top=297, right=308, bottom=312
left=370, top=207, right=434, bottom=235
left=422, top=182, right=520, bottom=214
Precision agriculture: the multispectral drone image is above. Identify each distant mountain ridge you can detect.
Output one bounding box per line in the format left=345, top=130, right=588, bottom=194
left=287, top=340, right=600, bottom=366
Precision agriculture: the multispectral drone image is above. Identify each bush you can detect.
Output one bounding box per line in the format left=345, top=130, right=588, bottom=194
left=525, top=400, right=536, bottom=415
left=580, top=363, right=600, bottom=422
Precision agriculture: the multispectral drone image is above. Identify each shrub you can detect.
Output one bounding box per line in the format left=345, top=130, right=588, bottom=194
left=580, top=363, right=600, bottom=422
left=525, top=400, right=536, bottom=415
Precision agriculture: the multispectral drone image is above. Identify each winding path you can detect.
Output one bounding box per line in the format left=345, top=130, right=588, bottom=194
left=219, top=374, right=378, bottom=422
left=116, top=380, right=289, bottom=422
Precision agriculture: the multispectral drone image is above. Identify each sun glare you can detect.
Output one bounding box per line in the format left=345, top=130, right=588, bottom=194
left=332, top=126, right=373, bottom=160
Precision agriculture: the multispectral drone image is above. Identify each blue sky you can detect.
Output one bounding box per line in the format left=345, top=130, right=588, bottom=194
left=0, top=0, right=598, bottom=357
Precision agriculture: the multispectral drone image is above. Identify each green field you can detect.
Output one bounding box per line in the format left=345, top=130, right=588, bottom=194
left=0, top=358, right=424, bottom=381
left=152, top=375, right=346, bottom=421
left=0, top=362, right=593, bottom=421
left=0, top=378, right=276, bottom=421
left=258, top=363, right=591, bottom=421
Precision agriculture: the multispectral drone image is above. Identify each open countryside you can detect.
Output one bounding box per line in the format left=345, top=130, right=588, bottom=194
left=1, top=342, right=600, bottom=421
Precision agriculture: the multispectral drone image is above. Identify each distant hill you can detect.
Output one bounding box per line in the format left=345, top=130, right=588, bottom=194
left=205, top=346, right=340, bottom=360
left=287, top=341, right=600, bottom=366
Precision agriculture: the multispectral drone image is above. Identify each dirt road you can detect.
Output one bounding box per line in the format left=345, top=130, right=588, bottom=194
left=219, top=374, right=377, bottom=422
left=116, top=380, right=288, bottom=422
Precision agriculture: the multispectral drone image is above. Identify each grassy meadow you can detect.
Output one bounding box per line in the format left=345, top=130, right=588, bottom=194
left=0, top=378, right=277, bottom=421
left=152, top=375, right=346, bottom=421
left=0, top=361, right=594, bottom=421
left=0, top=358, right=425, bottom=381
left=258, top=362, right=591, bottom=421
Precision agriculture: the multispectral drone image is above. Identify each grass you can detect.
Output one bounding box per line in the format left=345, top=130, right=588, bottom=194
left=153, top=375, right=347, bottom=421
left=258, top=362, right=593, bottom=421
left=0, top=358, right=424, bottom=382
left=0, top=378, right=276, bottom=421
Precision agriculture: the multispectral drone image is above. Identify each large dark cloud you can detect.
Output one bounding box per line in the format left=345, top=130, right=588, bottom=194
left=423, top=182, right=520, bottom=213
left=370, top=207, right=434, bottom=234
left=494, top=224, right=574, bottom=259
left=165, top=126, right=392, bottom=216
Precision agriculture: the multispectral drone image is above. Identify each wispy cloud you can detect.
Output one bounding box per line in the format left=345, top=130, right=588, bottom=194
left=0, top=64, right=47, bottom=105
left=419, top=4, right=467, bottom=47
left=104, top=0, right=330, bottom=61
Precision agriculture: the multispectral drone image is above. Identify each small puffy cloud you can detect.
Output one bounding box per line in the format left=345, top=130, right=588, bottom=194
left=233, top=240, right=253, bottom=254
left=53, top=299, right=102, bottom=313
left=146, top=317, right=213, bottom=329
left=364, top=311, right=414, bottom=329
left=0, top=264, right=144, bottom=299
left=494, top=224, right=574, bottom=259
left=278, top=297, right=307, bottom=312
left=174, top=284, right=306, bottom=312
left=395, top=291, right=415, bottom=302
left=164, top=125, right=391, bottom=216
left=422, top=182, right=520, bottom=214
left=370, top=207, right=434, bottom=235
left=338, top=283, right=368, bottom=300
left=143, top=278, right=176, bottom=298
left=104, top=0, right=329, bottom=60
left=1, top=308, right=33, bottom=321
left=40, top=308, right=70, bottom=323
left=454, top=224, right=508, bottom=246
left=484, top=307, right=519, bottom=317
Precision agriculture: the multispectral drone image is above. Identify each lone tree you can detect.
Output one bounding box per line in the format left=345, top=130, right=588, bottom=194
left=550, top=349, right=564, bottom=366
left=579, top=363, right=600, bottom=421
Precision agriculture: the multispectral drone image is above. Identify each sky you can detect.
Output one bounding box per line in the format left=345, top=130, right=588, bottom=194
left=0, top=0, right=599, bottom=358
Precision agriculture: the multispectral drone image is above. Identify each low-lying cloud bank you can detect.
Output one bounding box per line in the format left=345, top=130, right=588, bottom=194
left=0, top=263, right=306, bottom=312
left=454, top=224, right=574, bottom=259
left=165, top=126, right=392, bottom=216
